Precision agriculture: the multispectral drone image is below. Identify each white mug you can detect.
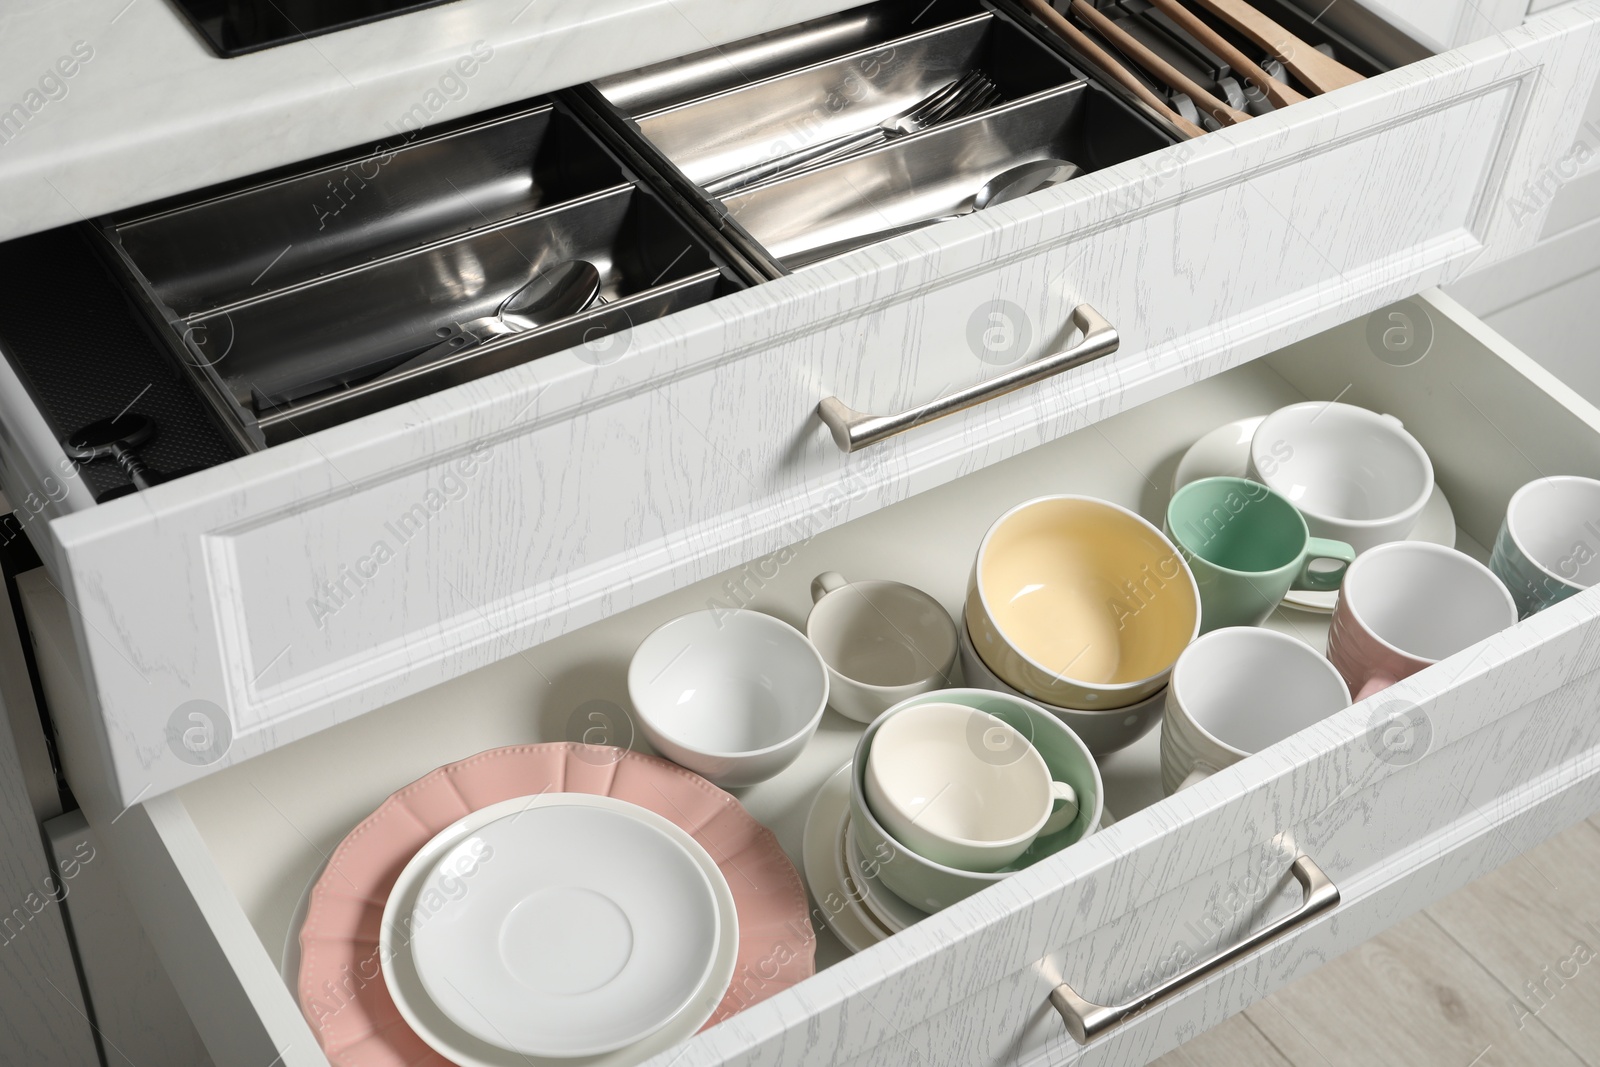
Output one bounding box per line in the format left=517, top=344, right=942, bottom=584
left=1248, top=401, right=1434, bottom=554
left=864, top=702, right=1079, bottom=872
left=1161, top=627, right=1351, bottom=795
left=806, top=572, right=959, bottom=724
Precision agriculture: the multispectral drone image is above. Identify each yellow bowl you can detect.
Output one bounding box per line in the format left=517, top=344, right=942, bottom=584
left=965, top=495, right=1199, bottom=709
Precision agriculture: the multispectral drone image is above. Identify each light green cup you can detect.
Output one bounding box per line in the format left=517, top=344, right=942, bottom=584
left=1165, top=477, right=1355, bottom=632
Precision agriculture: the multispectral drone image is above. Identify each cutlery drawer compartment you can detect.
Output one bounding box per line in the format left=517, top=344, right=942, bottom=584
left=29, top=293, right=1600, bottom=1067
left=720, top=83, right=1169, bottom=267
left=186, top=185, right=730, bottom=440
left=108, top=101, right=630, bottom=318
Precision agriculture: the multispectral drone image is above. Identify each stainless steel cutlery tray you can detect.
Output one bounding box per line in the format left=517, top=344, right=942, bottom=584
left=94, top=99, right=749, bottom=448
left=586, top=0, right=1178, bottom=275
left=722, top=82, right=1169, bottom=268
left=108, top=102, right=631, bottom=317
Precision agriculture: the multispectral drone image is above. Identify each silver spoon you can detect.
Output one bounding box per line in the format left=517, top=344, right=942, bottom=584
left=801, top=158, right=1082, bottom=263
left=379, top=260, right=603, bottom=382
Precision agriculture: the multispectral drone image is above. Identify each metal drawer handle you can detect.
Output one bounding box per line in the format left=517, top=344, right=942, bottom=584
left=816, top=303, right=1118, bottom=453
left=1050, top=854, right=1339, bottom=1045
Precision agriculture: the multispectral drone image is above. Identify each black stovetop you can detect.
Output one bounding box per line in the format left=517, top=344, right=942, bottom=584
left=170, top=0, right=463, bottom=57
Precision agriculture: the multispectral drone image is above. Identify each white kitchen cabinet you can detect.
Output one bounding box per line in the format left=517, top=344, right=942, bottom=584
left=17, top=290, right=1600, bottom=1067
left=3, top=2, right=1600, bottom=1065
left=1, top=3, right=1597, bottom=812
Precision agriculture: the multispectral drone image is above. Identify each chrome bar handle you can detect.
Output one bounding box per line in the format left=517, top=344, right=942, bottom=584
left=1050, top=855, right=1339, bottom=1045
left=816, top=303, right=1117, bottom=453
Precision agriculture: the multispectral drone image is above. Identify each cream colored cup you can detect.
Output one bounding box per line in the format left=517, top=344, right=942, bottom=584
left=966, top=495, right=1200, bottom=709
left=864, top=702, right=1078, bottom=872
left=805, top=572, right=958, bottom=724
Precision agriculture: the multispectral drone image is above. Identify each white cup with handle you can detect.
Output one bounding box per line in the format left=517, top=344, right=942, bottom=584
left=1161, top=627, right=1351, bottom=795
left=864, top=701, right=1080, bottom=872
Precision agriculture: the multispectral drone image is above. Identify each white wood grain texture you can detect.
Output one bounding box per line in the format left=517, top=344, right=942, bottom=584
left=1483, top=267, right=1600, bottom=409
left=15, top=568, right=321, bottom=1067
left=0, top=580, right=98, bottom=1063
left=1356, top=0, right=1529, bottom=49
left=1246, top=913, right=1591, bottom=1067
left=1447, top=214, right=1600, bottom=318
left=18, top=8, right=1599, bottom=809
left=31, top=297, right=1600, bottom=1067
left=45, top=810, right=214, bottom=1067
left=1425, top=820, right=1600, bottom=1059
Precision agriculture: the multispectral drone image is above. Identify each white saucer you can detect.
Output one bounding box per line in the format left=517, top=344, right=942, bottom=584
left=380, top=794, right=737, bottom=1067
left=844, top=819, right=927, bottom=935
left=1171, top=415, right=1456, bottom=613
left=804, top=763, right=889, bottom=954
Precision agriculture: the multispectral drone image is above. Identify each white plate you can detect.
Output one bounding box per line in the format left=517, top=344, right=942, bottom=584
left=844, top=818, right=927, bottom=935
left=1171, top=415, right=1456, bottom=613
left=803, top=763, right=888, bottom=954
left=834, top=814, right=895, bottom=942
left=380, top=794, right=737, bottom=1067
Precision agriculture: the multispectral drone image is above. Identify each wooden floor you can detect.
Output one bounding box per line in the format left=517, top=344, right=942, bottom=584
left=1154, top=813, right=1600, bottom=1067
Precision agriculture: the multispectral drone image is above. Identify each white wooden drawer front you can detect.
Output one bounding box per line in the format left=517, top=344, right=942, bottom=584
left=21, top=293, right=1600, bottom=1067
left=4, top=6, right=1599, bottom=812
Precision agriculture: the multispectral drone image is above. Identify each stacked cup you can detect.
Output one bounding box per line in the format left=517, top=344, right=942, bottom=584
left=959, top=495, right=1201, bottom=755
left=849, top=689, right=1104, bottom=913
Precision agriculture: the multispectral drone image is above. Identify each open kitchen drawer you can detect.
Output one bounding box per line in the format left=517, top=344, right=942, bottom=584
left=17, top=293, right=1600, bottom=1066
left=1, top=4, right=1600, bottom=809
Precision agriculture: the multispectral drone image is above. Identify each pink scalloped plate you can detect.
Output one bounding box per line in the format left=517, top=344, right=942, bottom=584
left=296, top=743, right=814, bottom=1066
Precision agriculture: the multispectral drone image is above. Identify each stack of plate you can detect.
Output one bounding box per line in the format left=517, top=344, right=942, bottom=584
left=295, top=744, right=813, bottom=1067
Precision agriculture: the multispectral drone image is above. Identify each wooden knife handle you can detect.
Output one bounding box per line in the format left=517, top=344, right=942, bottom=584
left=1143, top=0, right=1305, bottom=108
left=1020, top=0, right=1206, bottom=139
left=1070, top=0, right=1251, bottom=126
left=1190, top=0, right=1364, bottom=94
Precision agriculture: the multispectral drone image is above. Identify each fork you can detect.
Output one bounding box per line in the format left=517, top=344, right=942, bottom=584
left=704, top=70, right=1001, bottom=195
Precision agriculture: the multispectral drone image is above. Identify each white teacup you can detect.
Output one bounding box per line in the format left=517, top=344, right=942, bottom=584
left=1161, top=627, right=1351, bottom=795
left=1248, top=401, right=1434, bottom=554
left=864, top=702, right=1079, bottom=872
left=805, top=572, right=959, bottom=724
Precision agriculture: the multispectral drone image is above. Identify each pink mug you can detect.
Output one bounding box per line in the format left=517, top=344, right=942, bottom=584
left=1328, top=542, right=1517, bottom=701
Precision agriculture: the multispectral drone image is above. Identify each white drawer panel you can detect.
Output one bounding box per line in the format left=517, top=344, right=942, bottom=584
left=19, top=5, right=1600, bottom=809
left=24, top=294, right=1600, bottom=1067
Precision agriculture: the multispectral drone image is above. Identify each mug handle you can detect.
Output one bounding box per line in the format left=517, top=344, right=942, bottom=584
left=1353, top=673, right=1399, bottom=701
left=1178, top=762, right=1220, bottom=791
left=1040, top=781, right=1081, bottom=836
left=1294, top=538, right=1357, bottom=592
left=811, top=571, right=848, bottom=603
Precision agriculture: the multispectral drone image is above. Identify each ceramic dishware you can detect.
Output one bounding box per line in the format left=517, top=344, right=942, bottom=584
left=1490, top=475, right=1600, bottom=618
left=849, top=689, right=1103, bottom=912
left=1166, top=476, right=1355, bottom=630
left=966, top=495, right=1200, bottom=708
left=297, top=744, right=810, bottom=1067
left=805, top=571, right=959, bottom=723
left=1172, top=414, right=1456, bottom=613
left=1248, top=401, right=1434, bottom=554
left=845, top=820, right=928, bottom=934
left=1160, top=627, right=1351, bottom=794
left=1328, top=542, right=1517, bottom=700
left=386, top=795, right=727, bottom=1061
left=629, top=608, right=828, bottom=786
left=803, top=762, right=889, bottom=953
left=956, top=616, right=1164, bottom=755
left=864, top=701, right=1080, bottom=871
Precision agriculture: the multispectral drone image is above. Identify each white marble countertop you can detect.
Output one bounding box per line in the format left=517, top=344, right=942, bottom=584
left=0, top=0, right=858, bottom=242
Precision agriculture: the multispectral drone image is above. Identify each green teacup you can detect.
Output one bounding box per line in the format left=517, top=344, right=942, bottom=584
left=1165, top=476, right=1355, bottom=631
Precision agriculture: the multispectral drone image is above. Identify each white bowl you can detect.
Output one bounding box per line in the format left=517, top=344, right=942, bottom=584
left=1249, top=402, right=1434, bottom=554
left=628, top=608, right=828, bottom=787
